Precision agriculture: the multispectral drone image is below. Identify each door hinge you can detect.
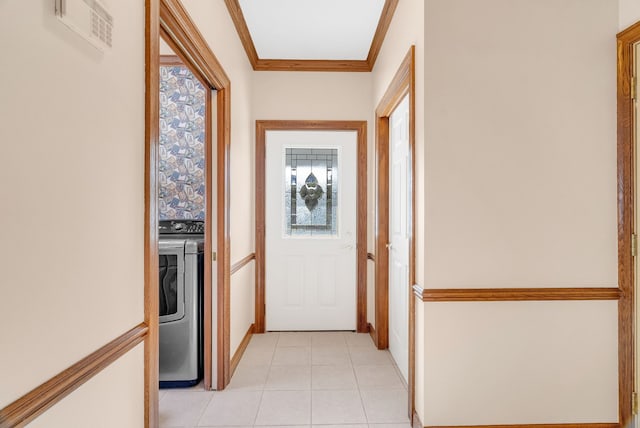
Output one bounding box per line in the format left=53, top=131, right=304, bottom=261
left=632, top=234, right=637, bottom=257
left=632, top=75, right=637, bottom=101
left=633, top=391, right=638, bottom=415
left=212, top=251, right=217, bottom=261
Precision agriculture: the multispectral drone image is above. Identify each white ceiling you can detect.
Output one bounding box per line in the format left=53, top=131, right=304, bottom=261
left=238, top=0, right=386, bottom=60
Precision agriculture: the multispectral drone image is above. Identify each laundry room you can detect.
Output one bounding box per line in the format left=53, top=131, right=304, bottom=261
left=157, top=37, right=208, bottom=389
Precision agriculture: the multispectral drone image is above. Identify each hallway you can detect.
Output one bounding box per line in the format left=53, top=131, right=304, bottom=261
left=159, top=332, right=410, bottom=427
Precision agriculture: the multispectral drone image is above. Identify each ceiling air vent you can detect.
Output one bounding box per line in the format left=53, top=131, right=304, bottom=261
left=55, top=0, right=113, bottom=51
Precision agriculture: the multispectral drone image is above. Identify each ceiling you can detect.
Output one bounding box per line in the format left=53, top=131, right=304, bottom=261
left=224, top=0, right=399, bottom=72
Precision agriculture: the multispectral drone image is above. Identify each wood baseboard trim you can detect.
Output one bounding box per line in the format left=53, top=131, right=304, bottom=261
left=413, top=410, right=423, bottom=428
left=367, top=322, right=381, bottom=349
left=0, top=323, right=148, bottom=428
left=229, top=323, right=255, bottom=378
left=424, top=424, right=618, bottom=428
left=230, top=253, right=255, bottom=276
left=413, top=284, right=622, bottom=302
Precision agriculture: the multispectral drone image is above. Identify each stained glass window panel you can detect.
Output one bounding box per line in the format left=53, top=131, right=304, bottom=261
left=284, top=148, right=339, bottom=237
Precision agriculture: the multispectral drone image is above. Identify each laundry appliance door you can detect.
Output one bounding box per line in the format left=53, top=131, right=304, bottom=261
left=159, top=240, right=186, bottom=323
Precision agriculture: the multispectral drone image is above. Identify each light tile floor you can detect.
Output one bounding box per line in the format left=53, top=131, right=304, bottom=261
left=159, top=332, right=411, bottom=428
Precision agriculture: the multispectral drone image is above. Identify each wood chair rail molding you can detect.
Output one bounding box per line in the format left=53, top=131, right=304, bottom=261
left=254, top=120, right=368, bottom=334
left=0, top=324, right=147, bottom=428
left=223, top=0, right=398, bottom=72
left=411, top=285, right=622, bottom=302
left=231, top=253, right=256, bottom=275
left=617, top=19, right=640, bottom=428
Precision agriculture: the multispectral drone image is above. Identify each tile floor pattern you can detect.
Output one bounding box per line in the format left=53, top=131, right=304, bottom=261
left=159, top=332, right=411, bottom=428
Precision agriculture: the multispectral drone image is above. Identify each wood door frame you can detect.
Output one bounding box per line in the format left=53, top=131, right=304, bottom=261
left=146, top=1, right=232, bottom=423
left=617, top=20, right=640, bottom=428
left=254, top=120, right=368, bottom=333
left=372, top=46, right=416, bottom=420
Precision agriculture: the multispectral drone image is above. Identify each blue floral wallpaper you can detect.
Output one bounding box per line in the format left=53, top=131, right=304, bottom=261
left=159, top=65, right=206, bottom=220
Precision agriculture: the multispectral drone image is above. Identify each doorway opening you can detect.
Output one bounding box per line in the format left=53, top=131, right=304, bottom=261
left=254, top=121, right=368, bottom=334
left=157, top=39, right=215, bottom=391
left=372, top=46, right=416, bottom=420
left=145, top=0, right=232, bottom=424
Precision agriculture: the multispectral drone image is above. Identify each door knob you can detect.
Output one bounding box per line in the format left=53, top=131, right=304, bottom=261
left=386, top=243, right=393, bottom=250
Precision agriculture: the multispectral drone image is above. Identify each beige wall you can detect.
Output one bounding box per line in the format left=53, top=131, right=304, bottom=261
left=424, top=301, right=618, bottom=425
left=424, top=0, right=617, bottom=289
left=0, top=0, right=145, bottom=423
left=231, top=264, right=256, bottom=353
left=180, top=0, right=256, bottom=361
left=417, top=0, right=619, bottom=425
left=620, top=0, right=640, bottom=30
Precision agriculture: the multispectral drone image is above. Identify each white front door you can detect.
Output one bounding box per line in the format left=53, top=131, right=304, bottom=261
left=265, top=130, right=357, bottom=331
left=388, top=95, right=410, bottom=382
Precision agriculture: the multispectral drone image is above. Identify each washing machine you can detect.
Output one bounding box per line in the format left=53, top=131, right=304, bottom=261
left=159, top=220, right=204, bottom=388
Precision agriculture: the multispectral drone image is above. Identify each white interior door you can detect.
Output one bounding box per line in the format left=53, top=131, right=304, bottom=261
left=265, top=130, right=357, bottom=331
left=389, top=96, right=410, bottom=382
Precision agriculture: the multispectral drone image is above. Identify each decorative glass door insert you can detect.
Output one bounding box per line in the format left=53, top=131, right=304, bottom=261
left=284, top=147, right=339, bottom=237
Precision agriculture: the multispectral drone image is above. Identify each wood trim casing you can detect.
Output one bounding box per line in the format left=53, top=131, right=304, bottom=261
left=144, top=0, right=160, bottom=424
left=159, top=0, right=233, bottom=393
left=366, top=0, right=399, bottom=68
left=204, top=76, right=214, bottom=392
left=160, top=0, right=230, bottom=88
left=374, top=46, right=416, bottom=421
left=231, top=253, right=256, bottom=275
left=216, top=85, right=232, bottom=390
left=223, top=0, right=398, bottom=72
left=0, top=324, right=147, bottom=428
left=617, top=19, right=640, bottom=428
left=159, top=54, right=182, bottom=66
left=255, top=120, right=368, bottom=333
left=253, top=59, right=370, bottom=72
left=412, top=285, right=623, bottom=302
left=229, top=324, right=255, bottom=378
left=412, top=410, right=423, bottom=428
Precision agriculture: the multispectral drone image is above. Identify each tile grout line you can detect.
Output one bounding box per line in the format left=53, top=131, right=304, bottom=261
left=253, top=333, right=277, bottom=426
left=193, top=388, right=216, bottom=428
left=349, top=335, right=370, bottom=425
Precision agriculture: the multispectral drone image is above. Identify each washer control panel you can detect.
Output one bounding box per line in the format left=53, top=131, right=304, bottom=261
left=159, top=220, right=205, bottom=235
